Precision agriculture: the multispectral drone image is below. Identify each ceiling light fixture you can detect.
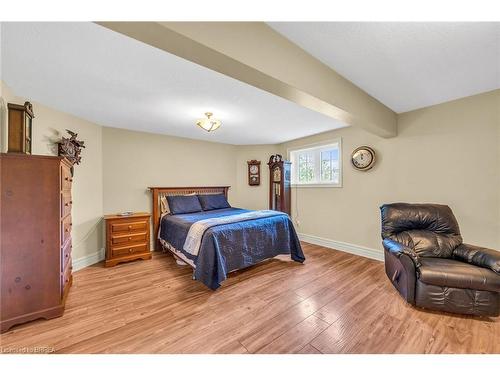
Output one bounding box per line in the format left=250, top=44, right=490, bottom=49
left=196, top=112, right=221, bottom=132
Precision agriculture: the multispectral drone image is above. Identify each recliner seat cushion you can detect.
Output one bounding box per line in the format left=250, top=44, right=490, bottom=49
left=418, top=258, right=500, bottom=293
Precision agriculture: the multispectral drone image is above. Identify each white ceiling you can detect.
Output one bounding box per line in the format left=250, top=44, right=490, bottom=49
left=0, top=22, right=347, bottom=145
left=269, top=22, right=500, bottom=113
left=3, top=23, right=498, bottom=144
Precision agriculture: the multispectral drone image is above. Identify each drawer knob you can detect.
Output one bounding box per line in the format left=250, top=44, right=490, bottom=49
left=65, top=177, right=69, bottom=181
left=65, top=253, right=69, bottom=258
left=65, top=203, right=69, bottom=207
left=128, top=225, right=132, bottom=229
left=128, top=237, right=132, bottom=240
left=25, top=284, right=31, bottom=290
left=129, top=248, right=133, bottom=253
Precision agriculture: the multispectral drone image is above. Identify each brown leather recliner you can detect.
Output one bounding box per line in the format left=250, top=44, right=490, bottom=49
left=380, top=203, right=500, bottom=316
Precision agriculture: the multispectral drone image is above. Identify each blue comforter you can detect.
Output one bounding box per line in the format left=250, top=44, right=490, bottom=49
left=159, top=208, right=305, bottom=289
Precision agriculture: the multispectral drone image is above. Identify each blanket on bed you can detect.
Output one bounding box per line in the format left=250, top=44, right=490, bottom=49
left=159, top=208, right=305, bottom=289
left=183, top=210, right=282, bottom=256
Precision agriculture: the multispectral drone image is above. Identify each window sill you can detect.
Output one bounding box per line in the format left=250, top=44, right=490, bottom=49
left=291, top=183, right=342, bottom=188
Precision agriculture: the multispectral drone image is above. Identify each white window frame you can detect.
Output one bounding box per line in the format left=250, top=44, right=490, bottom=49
left=287, top=138, right=342, bottom=188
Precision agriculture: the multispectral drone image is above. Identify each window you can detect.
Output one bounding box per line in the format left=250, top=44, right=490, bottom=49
left=289, top=139, right=342, bottom=187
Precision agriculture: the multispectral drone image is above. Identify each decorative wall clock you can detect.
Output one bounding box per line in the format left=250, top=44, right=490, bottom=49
left=247, top=160, right=261, bottom=186
left=351, top=146, right=376, bottom=171
left=7, top=101, right=34, bottom=154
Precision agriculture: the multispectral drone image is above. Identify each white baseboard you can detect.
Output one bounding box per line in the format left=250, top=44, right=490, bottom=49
left=298, top=233, right=383, bottom=261
left=73, top=248, right=105, bottom=271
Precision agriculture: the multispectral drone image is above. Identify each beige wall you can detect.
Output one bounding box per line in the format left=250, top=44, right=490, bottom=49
left=101, top=127, right=238, bottom=214
left=1, top=81, right=104, bottom=261
left=233, top=144, right=281, bottom=210
left=281, top=90, right=500, bottom=252
left=101, top=129, right=283, bottom=248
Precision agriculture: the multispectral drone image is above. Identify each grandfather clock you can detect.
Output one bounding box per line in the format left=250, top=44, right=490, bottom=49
left=268, top=154, right=291, bottom=215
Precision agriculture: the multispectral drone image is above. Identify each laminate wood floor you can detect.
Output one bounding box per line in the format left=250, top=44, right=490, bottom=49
left=1, top=243, right=498, bottom=354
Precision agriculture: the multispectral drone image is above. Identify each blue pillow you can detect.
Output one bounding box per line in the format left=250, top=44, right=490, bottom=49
left=166, top=195, right=203, bottom=214
left=198, top=194, right=231, bottom=211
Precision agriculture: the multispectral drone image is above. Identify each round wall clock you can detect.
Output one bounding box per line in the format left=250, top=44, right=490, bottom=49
left=351, top=146, right=376, bottom=171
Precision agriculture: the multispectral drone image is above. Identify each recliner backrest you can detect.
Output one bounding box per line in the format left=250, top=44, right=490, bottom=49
left=380, top=203, right=463, bottom=258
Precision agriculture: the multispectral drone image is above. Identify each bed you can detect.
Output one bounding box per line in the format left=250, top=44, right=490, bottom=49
left=149, top=186, right=305, bottom=289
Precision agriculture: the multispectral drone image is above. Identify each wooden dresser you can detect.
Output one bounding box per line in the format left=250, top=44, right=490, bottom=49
left=104, top=212, right=151, bottom=267
left=0, top=154, right=73, bottom=333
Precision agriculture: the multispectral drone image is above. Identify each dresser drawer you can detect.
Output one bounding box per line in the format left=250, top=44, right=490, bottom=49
left=111, top=220, right=147, bottom=234
left=111, top=243, right=148, bottom=258
left=111, top=232, right=147, bottom=246
left=61, top=193, right=72, bottom=218
left=61, top=260, right=72, bottom=297
left=61, top=165, right=73, bottom=191
left=61, top=215, right=72, bottom=245
left=61, top=239, right=72, bottom=271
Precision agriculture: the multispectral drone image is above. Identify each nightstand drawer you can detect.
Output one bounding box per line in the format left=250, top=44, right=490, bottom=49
left=111, top=220, right=147, bottom=233
left=104, top=212, right=151, bottom=267
left=111, top=232, right=147, bottom=245
left=111, top=243, right=148, bottom=257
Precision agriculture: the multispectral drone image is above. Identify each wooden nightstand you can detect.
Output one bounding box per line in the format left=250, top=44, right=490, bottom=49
left=104, top=212, right=152, bottom=267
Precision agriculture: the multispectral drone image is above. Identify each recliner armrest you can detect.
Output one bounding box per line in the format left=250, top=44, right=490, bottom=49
left=453, top=243, right=500, bottom=274
left=383, top=239, right=421, bottom=268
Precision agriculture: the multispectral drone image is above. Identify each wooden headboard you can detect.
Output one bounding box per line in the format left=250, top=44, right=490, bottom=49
left=148, top=186, right=230, bottom=250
